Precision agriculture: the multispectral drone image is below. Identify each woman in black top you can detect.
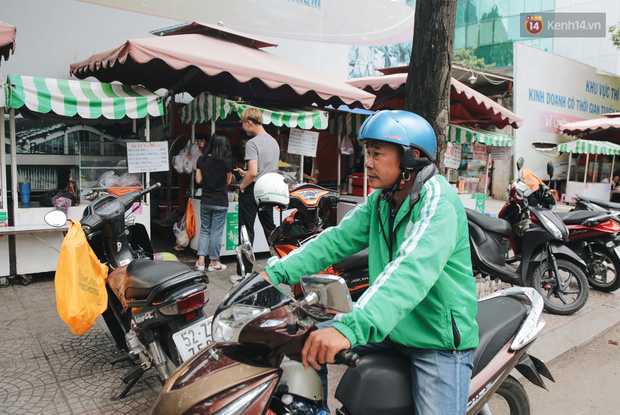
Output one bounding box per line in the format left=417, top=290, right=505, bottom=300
left=195, top=133, right=232, bottom=272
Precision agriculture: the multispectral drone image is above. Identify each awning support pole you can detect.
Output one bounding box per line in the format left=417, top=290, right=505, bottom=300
left=584, top=153, right=590, bottom=185
left=10, top=109, right=18, bottom=225
left=146, top=115, right=150, bottom=206
left=484, top=148, right=491, bottom=197
left=337, top=135, right=341, bottom=193
left=566, top=153, right=572, bottom=203
left=0, top=108, right=7, bottom=212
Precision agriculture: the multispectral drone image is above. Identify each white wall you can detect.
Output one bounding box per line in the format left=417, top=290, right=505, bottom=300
left=0, top=0, right=351, bottom=83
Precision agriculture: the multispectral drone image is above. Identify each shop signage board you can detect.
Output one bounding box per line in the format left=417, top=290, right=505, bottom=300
left=514, top=43, right=620, bottom=177
left=472, top=142, right=488, bottom=161
left=226, top=207, right=239, bottom=251
left=288, top=128, right=319, bottom=158
left=445, top=142, right=462, bottom=169
left=0, top=210, right=8, bottom=227
left=127, top=142, right=169, bottom=173
left=491, top=146, right=512, bottom=160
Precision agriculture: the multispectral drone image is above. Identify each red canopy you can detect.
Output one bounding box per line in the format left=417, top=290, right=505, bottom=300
left=346, top=72, right=523, bottom=129
left=0, top=21, right=16, bottom=64
left=70, top=33, right=375, bottom=109
left=559, top=113, right=620, bottom=141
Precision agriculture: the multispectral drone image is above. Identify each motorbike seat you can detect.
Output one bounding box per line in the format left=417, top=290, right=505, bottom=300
left=332, top=248, right=369, bottom=271
left=576, top=195, right=620, bottom=210
left=124, top=258, right=202, bottom=301
left=466, top=208, right=512, bottom=236
left=555, top=210, right=609, bottom=225
left=334, top=296, right=527, bottom=415
left=472, top=296, right=527, bottom=377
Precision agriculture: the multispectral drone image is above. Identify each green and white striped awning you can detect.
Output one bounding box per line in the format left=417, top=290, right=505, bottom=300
left=4, top=74, right=164, bottom=119
left=448, top=124, right=513, bottom=147
left=179, top=92, right=328, bottom=130
left=327, top=112, right=369, bottom=136
left=558, top=139, right=620, bottom=155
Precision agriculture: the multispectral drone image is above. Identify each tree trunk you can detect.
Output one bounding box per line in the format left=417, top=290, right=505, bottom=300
left=405, top=0, right=458, bottom=175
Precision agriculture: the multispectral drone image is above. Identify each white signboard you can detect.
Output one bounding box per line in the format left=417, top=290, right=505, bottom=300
left=445, top=142, right=462, bottom=170
left=127, top=142, right=169, bottom=173
left=288, top=128, right=319, bottom=158
left=514, top=43, right=620, bottom=177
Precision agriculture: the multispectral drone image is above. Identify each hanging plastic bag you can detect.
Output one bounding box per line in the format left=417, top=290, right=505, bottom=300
left=186, top=198, right=196, bottom=239
left=55, top=220, right=109, bottom=335
left=340, top=135, right=354, bottom=155
left=173, top=211, right=187, bottom=238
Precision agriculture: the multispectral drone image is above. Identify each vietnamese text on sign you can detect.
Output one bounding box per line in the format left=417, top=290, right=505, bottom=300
left=127, top=142, right=169, bottom=173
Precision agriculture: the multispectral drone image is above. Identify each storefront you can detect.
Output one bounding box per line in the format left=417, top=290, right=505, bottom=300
left=557, top=139, right=620, bottom=203
left=1, top=74, right=164, bottom=279
left=446, top=125, right=514, bottom=213
left=179, top=92, right=328, bottom=255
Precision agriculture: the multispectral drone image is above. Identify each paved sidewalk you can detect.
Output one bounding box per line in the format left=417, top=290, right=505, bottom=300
left=1, top=197, right=619, bottom=414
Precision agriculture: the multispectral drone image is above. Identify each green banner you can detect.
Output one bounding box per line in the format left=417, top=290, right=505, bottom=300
left=474, top=194, right=486, bottom=213
left=226, top=211, right=239, bottom=251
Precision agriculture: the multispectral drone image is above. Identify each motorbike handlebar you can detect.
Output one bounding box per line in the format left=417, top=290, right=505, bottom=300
left=335, top=350, right=360, bottom=368
left=140, top=182, right=162, bottom=198
left=339, top=198, right=359, bottom=205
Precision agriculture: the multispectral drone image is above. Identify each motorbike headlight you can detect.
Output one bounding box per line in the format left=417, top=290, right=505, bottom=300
left=212, top=304, right=269, bottom=343
left=537, top=212, right=564, bottom=240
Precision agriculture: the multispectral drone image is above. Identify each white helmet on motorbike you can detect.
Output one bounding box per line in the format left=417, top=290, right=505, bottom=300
left=254, top=172, right=290, bottom=207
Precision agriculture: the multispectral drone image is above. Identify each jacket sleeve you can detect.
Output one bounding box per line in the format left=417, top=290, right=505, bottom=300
left=265, top=196, right=374, bottom=286
left=332, top=179, right=458, bottom=347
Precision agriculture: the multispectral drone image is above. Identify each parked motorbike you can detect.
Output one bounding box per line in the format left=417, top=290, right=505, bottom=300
left=468, top=163, right=589, bottom=314
left=572, top=194, right=620, bottom=213
left=51, top=183, right=211, bottom=398
left=526, top=168, right=620, bottom=293
left=267, top=183, right=370, bottom=305
left=151, top=232, right=553, bottom=415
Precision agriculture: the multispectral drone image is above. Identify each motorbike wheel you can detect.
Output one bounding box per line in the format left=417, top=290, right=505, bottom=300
left=586, top=247, right=620, bottom=292
left=531, top=259, right=589, bottom=315
left=481, top=375, right=530, bottom=415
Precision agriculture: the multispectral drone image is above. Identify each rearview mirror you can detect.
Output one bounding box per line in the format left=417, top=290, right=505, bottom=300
left=517, top=157, right=524, bottom=171
left=300, top=274, right=352, bottom=314
left=547, top=161, right=554, bottom=180
left=239, top=225, right=255, bottom=264
left=44, top=210, right=68, bottom=227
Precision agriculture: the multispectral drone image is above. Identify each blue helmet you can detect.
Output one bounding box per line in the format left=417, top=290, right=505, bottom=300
left=357, top=110, right=437, bottom=165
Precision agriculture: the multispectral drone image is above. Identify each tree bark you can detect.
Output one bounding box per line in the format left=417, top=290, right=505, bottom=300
left=405, top=0, right=458, bottom=174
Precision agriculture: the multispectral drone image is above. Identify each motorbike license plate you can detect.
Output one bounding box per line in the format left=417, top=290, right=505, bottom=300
left=614, top=245, right=620, bottom=259
left=172, top=316, right=213, bottom=362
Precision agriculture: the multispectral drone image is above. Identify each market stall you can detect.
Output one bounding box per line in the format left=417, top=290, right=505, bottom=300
left=557, top=139, right=620, bottom=203
left=179, top=92, right=327, bottom=255
left=0, top=74, right=164, bottom=278
left=446, top=125, right=514, bottom=212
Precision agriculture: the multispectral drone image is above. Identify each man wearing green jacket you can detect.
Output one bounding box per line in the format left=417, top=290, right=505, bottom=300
left=263, top=110, right=479, bottom=414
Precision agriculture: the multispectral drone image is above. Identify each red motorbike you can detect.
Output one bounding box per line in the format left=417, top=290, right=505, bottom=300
left=525, top=167, right=620, bottom=292
left=268, top=184, right=369, bottom=308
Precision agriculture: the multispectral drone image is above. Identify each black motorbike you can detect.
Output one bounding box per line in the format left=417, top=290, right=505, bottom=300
left=52, top=183, right=211, bottom=398
left=467, top=177, right=589, bottom=315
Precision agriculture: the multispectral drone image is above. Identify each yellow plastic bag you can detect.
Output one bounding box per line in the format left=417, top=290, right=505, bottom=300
left=186, top=198, right=196, bottom=240
left=55, top=220, right=109, bottom=335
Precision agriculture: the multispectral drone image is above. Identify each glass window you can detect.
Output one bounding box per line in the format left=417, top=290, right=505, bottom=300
left=508, top=0, right=525, bottom=16
left=507, top=15, right=521, bottom=40
left=494, top=18, right=509, bottom=43
left=524, top=0, right=541, bottom=13
left=493, top=0, right=510, bottom=18
left=541, top=0, right=555, bottom=12
left=478, top=0, right=494, bottom=20
left=480, top=21, right=494, bottom=45
left=464, top=0, right=479, bottom=24
left=455, top=26, right=466, bottom=50
left=466, top=24, right=479, bottom=48
left=456, top=1, right=467, bottom=26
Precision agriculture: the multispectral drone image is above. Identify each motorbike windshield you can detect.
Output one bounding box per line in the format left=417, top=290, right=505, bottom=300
left=217, top=273, right=292, bottom=314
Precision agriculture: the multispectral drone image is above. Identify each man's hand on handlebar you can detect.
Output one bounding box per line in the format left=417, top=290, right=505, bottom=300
left=302, top=327, right=351, bottom=371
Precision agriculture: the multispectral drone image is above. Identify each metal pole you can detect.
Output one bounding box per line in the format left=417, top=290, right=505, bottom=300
left=566, top=152, right=572, bottom=202
left=0, top=108, right=7, bottom=212
left=337, top=135, right=341, bottom=192
left=146, top=115, right=150, bottom=207
left=584, top=153, right=589, bottom=191
left=10, top=109, right=18, bottom=225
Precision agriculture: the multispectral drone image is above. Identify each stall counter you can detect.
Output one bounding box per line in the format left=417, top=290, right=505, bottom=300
left=565, top=181, right=611, bottom=204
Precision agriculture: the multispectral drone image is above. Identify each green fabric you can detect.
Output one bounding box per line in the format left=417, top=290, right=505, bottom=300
left=5, top=74, right=164, bottom=119
left=265, top=174, right=479, bottom=351
left=179, top=92, right=328, bottom=130
left=448, top=124, right=513, bottom=147
left=558, top=139, right=620, bottom=155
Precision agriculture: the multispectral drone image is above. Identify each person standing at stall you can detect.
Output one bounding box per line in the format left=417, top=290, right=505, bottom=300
left=195, top=133, right=233, bottom=272
left=232, top=108, right=280, bottom=282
